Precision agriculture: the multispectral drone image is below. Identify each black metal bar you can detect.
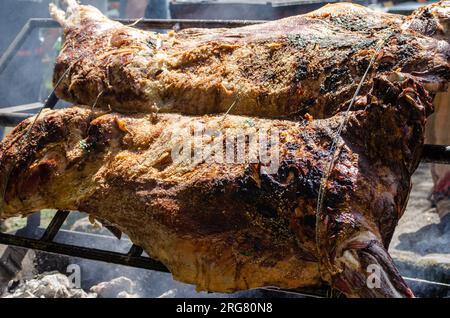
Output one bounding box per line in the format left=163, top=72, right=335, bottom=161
left=117, top=18, right=263, bottom=29
left=28, top=19, right=62, bottom=29
left=127, top=244, right=144, bottom=257
left=0, top=112, right=33, bottom=126
left=263, top=287, right=327, bottom=298
left=0, top=89, right=58, bottom=126
left=23, top=212, right=40, bottom=233
left=41, top=210, right=69, bottom=242
left=0, top=21, right=32, bottom=76
left=104, top=225, right=122, bottom=240
left=22, top=213, right=41, bottom=241
left=422, top=144, right=450, bottom=165
left=43, top=91, right=59, bottom=110
left=24, top=227, right=131, bottom=251
left=24, top=18, right=262, bottom=30
left=0, top=231, right=170, bottom=273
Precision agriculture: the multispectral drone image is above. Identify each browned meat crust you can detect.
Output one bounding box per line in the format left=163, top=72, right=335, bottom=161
left=51, top=1, right=450, bottom=118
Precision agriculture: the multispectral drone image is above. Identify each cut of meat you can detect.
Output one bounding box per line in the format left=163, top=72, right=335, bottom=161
left=0, top=69, right=431, bottom=296
left=50, top=1, right=450, bottom=118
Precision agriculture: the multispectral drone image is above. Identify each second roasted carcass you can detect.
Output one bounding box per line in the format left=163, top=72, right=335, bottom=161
left=50, top=1, right=450, bottom=117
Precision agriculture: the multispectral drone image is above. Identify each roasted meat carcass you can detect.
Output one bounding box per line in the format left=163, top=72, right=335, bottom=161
left=0, top=1, right=449, bottom=298
left=0, top=70, right=434, bottom=297
left=50, top=1, right=449, bottom=117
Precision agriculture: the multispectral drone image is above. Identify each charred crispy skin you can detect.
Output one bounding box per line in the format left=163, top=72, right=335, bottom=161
left=0, top=72, right=430, bottom=297
left=50, top=1, right=450, bottom=118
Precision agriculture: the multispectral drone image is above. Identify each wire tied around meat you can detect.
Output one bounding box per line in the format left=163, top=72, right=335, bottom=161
left=315, top=32, right=393, bottom=282
left=220, top=88, right=242, bottom=123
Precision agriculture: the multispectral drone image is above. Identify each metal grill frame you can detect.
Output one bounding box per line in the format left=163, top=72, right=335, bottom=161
left=0, top=18, right=449, bottom=298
